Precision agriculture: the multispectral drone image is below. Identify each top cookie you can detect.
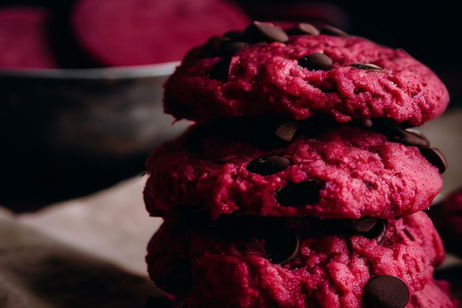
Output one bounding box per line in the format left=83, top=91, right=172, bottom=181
left=164, top=22, right=449, bottom=126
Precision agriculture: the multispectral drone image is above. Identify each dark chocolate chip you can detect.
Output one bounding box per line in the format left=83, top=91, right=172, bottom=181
left=288, top=23, right=320, bottom=35
left=221, top=41, right=249, bottom=56
left=164, top=260, right=193, bottom=295
left=311, top=218, right=347, bottom=236
left=275, top=120, right=301, bottom=142
left=210, top=57, right=232, bottom=82
left=224, top=30, right=244, bottom=41
left=247, top=155, right=290, bottom=176
left=277, top=180, right=324, bottom=207
left=374, top=121, right=431, bottom=150
left=419, top=147, right=447, bottom=173
left=143, top=296, right=173, bottom=308
left=205, top=36, right=230, bottom=54
left=347, top=217, right=378, bottom=233
left=362, top=119, right=374, bottom=128
left=364, top=275, right=409, bottom=308
left=371, top=118, right=404, bottom=137
left=248, top=117, right=288, bottom=149
left=244, top=21, right=289, bottom=43
left=298, top=53, right=333, bottom=71
left=350, top=63, right=383, bottom=70
left=321, top=25, right=349, bottom=37
left=347, top=218, right=386, bottom=239
left=365, top=219, right=386, bottom=239
left=392, top=129, right=430, bottom=147
left=265, top=231, right=299, bottom=264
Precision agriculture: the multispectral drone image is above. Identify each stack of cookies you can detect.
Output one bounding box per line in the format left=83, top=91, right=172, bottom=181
left=144, top=22, right=457, bottom=308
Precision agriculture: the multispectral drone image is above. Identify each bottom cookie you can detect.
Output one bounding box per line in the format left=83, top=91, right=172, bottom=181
left=147, top=212, right=445, bottom=308
left=410, top=280, right=458, bottom=308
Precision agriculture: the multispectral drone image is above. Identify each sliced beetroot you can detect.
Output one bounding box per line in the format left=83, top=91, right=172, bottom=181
left=71, top=0, right=249, bottom=66
left=47, top=2, right=104, bottom=68
left=0, top=7, right=57, bottom=69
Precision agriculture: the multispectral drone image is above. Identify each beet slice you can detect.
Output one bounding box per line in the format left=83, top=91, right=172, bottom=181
left=0, top=7, right=57, bottom=69
left=71, top=0, right=249, bottom=66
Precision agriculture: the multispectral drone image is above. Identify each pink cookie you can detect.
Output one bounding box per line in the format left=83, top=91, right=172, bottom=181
left=144, top=121, right=442, bottom=219
left=410, top=280, right=458, bottom=308
left=146, top=212, right=446, bottom=308
left=164, top=23, right=448, bottom=126
left=0, top=7, right=57, bottom=69
left=72, top=0, right=249, bottom=66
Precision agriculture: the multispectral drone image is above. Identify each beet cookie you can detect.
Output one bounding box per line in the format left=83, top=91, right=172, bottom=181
left=164, top=22, right=448, bottom=126
left=410, top=280, right=458, bottom=308
left=146, top=212, right=449, bottom=308
left=142, top=21, right=454, bottom=308
left=144, top=120, right=443, bottom=219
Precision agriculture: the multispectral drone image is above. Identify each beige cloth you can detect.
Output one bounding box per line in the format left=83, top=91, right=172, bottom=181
left=0, top=215, right=160, bottom=308
left=17, top=176, right=162, bottom=275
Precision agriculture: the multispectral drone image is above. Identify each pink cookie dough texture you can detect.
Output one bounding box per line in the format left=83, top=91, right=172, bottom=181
left=410, top=280, right=457, bottom=308
left=144, top=125, right=442, bottom=219
left=0, top=7, right=57, bottom=69
left=146, top=212, right=449, bottom=308
left=164, top=34, right=448, bottom=126
left=72, top=0, right=249, bottom=66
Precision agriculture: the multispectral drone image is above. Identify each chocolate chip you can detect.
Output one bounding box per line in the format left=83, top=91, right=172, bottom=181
left=371, top=118, right=404, bottom=137
left=288, top=23, right=320, bottom=35
left=244, top=21, right=289, bottom=43
left=205, top=36, right=230, bottom=54
left=143, top=296, right=173, bottom=308
left=347, top=217, right=378, bottom=233
left=392, top=129, right=430, bottom=147
left=223, top=30, right=244, bottom=41
left=321, top=25, right=349, bottom=37
left=247, top=155, right=290, bottom=175
left=368, top=219, right=386, bottom=239
left=164, top=260, right=193, bottom=295
left=277, top=180, right=324, bottom=207
left=265, top=231, right=299, bottom=264
left=369, top=119, right=429, bottom=147
left=248, top=117, right=288, bottom=149
left=275, top=120, right=301, bottom=142
left=210, top=57, right=232, bottom=82
left=348, top=218, right=386, bottom=239
left=364, top=275, right=409, bottom=308
left=351, top=63, right=383, bottom=70
left=362, top=119, right=374, bottom=128
left=221, top=41, right=249, bottom=56
left=419, top=147, right=447, bottom=173
left=298, top=53, right=333, bottom=71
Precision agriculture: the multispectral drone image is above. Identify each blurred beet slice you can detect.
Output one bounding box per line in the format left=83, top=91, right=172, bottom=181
left=47, top=2, right=104, bottom=68
left=0, top=7, right=57, bottom=69
left=71, top=0, right=249, bottom=66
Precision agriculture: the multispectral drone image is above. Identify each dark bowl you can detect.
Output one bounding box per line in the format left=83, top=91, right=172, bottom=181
left=0, top=62, right=189, bottom=211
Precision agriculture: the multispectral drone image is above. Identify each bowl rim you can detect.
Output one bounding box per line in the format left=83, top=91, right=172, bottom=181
left=0, top=61, right=180, bottom=79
